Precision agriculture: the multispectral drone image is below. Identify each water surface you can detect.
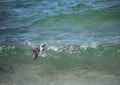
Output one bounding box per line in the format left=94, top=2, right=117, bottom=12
left=0, top=0, right=120, bottom=85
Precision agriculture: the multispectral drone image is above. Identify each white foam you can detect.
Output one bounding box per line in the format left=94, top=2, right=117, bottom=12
left=24, top=40, right=35, bottom=48
left=90, top=42, right=98, bottom=49
left=11, top=46, right=16, bottom=49
left=41, top=53, right=47, bottom=58
left=80, top=44, right=88, bottom=50
left=47, top=46, right=59, bottom=51
left=0, top=46, right=2, bottom=53
left=80, top=42, right=98, bottom=50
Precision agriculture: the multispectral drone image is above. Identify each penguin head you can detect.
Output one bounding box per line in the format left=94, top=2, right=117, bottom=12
left=40, top=43, right=46, bottom=47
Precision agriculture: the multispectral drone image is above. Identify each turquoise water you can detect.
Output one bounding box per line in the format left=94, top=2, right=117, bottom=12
left=0, top=0, right=120, bottom=85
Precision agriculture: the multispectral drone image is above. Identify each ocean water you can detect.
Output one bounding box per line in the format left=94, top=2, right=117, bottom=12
left=0, top=0, right=120, bottom=85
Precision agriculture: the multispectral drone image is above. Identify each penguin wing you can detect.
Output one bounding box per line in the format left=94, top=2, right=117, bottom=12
left=33, top=49, right=38, bottom=60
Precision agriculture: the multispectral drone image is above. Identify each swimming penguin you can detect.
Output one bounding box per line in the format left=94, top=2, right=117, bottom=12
left=32, top=43, right=46, bottom=60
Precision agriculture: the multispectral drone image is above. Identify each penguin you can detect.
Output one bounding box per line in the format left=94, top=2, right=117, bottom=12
left=32, top=44, right=46, bottom=60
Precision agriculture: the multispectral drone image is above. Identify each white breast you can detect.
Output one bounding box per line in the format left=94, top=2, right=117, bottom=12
left=40, top=47, right=43, bottom=51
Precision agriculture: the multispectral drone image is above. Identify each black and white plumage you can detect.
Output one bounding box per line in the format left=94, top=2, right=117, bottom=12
left=32, top=44, right=46, bottom=60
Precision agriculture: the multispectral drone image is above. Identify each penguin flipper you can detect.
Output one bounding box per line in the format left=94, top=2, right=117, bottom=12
left=33, top=50, right=38, bottom=60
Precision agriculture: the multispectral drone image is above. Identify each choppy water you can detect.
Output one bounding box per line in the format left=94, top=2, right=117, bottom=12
left=0, top=0, right=120, bottom=85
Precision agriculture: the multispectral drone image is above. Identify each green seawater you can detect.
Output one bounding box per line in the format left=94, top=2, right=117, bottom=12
left=0, top=43, right=120, bottom=85
left=0, top=0, right=120, bottom=85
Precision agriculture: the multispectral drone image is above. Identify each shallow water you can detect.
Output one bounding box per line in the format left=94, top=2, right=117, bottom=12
left=0, top=0, right=120, bottom=85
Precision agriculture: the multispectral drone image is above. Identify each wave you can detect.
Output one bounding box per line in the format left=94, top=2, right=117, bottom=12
left=0, top=0, right=120, bottom=84
left=0, top=41, right=120, bottom=74
left=1, top=0, right=120, bottom=26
